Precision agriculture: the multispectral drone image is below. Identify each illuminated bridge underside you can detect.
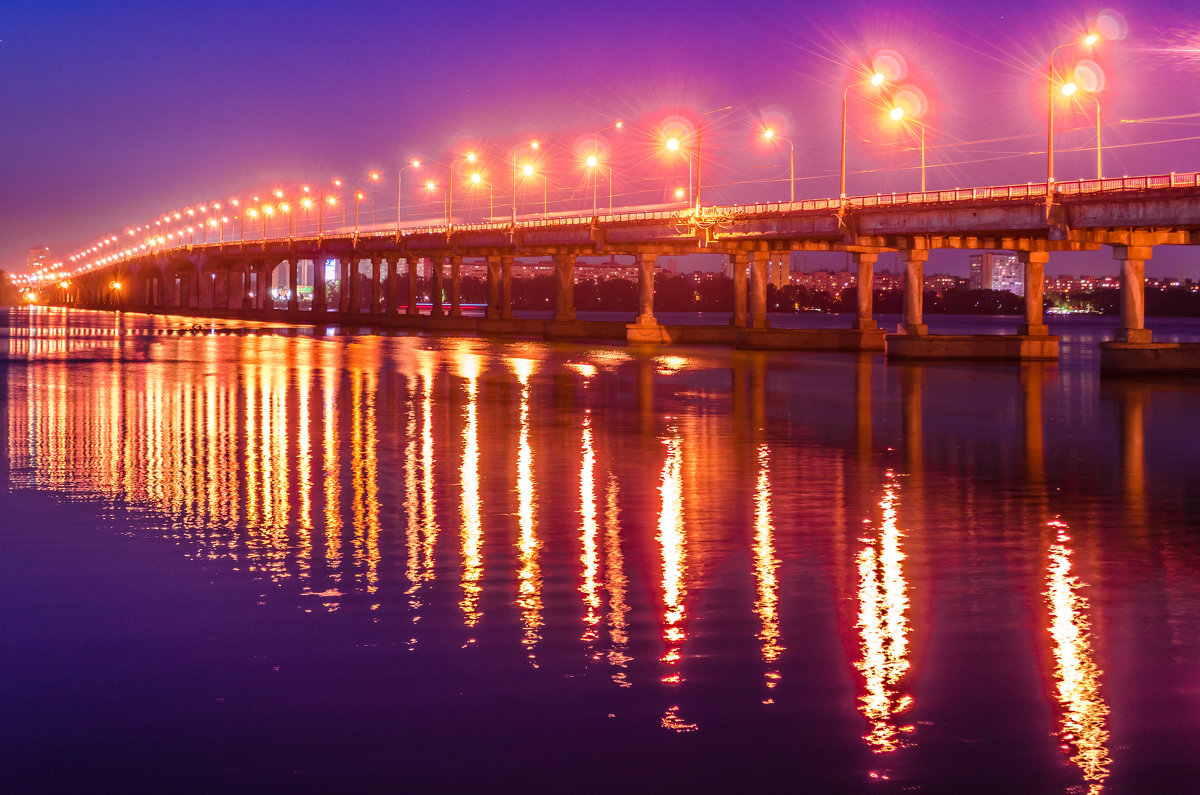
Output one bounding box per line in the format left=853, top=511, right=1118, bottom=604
left=56, top=173, right=1200, bottom=371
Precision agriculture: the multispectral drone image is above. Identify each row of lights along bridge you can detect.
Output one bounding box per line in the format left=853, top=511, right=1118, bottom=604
left=59, top=30, right=1108, bottom=280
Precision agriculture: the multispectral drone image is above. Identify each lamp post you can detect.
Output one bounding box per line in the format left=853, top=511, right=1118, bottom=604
left=665, top=137, right=692, bottom=205
left=446, top=152, right=477, bottom=229
left=694, top=105, right=733, bottom=209
left=511, top=140, right=539, bottom=223
left=469, top=172, right=494, bottom=219
left=889, top=107, right=927, bottom=191
left=355, top=171, right=381, bottom=237
left=762, top=128, right=795, bottom=202
left=1047, top=33, right=1100, bottom=191
left=841, top=71, right=887, bottom=198
left=1061, top=81, right=1103, bottom=179
left=397, top=158, right=421, bottom=233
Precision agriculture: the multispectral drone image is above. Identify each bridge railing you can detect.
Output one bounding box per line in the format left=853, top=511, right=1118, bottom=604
left=57, top=170, right=1200, bottom=278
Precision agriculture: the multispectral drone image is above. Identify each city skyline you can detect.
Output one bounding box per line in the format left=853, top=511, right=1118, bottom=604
left=4, top=1, right=1200, bottom=278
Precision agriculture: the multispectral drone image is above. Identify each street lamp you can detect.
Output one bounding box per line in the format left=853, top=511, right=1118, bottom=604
left=469, top=171, right=494, bottom=219
left=841, top=71, right=887, bottom=198
left=889, top=107, right=927, bottom=192
left=1047, top=33, right=1100, bottom=190
left=665, top=136, right=692, bottom=205
left=1061, top=81, right=1104, bottom=179
left=398, top=158, right=421, bottom=233
left=446, top=151, right=477, bottom=228
left=355, top=170, right=381, bottom=236
left=694, top=105, right=733, bottom=209
left=762, top=128, right=796, bottom=202
left=519, top=162, right=548, bottom=216
left=511, top=139, right=539, bottom=223
left=585, top=153, right=613, bottom=215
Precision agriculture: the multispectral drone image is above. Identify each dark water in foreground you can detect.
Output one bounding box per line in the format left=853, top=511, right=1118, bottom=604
left=2, top=308, right=1200, bottom=793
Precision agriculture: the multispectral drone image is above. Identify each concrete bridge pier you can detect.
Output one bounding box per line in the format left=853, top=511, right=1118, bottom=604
left=406, top=257, right=420, bottom=316
left=347, top=257, right=361, bottom=314
left=1018, top=251, right=1049, bottom=336
left=226, top=269, right=243, bottom=310
left=385, top=258, right=399, bottom=315
left=853, top=252, right=877, bottom=330
left=259, top=262, right=275, bottom=313
left=430, top=255, right=445, bottom=317
left=369, top=257, right=382, bottom=315
left=449, top=255, right=462, bottom=317
left=730, top=251, right=748, bottom=328
left=485, top=256, right=501, bottom=319
left=313, top=257, right=327, bottom=314
left=899, top=248, right=929, bottom=336
left=626, top=252, right=667, bottom=344
left=553, top=253, right=576, bottom=322
left=501, top=255, right=514, bottom=319
left=749, top=250, right=769, bottom=330
left=288, top=259, right=300, bottom=312
left=241, top=264, right=253, bottom=311
left=1100, top=243, right=1200, bottom=374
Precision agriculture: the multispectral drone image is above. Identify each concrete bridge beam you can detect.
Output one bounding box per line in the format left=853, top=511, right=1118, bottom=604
left=1018, top=251, right=1050, bottom=335
left=852, top=252, right=878, bottom=330
left=1114, top=245, right=1153, bottom=343
left=900, top=248, right=929, bottom=335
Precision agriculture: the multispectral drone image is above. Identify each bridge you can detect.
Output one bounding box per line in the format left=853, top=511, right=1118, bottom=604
left=33, top=171, right=1200, bottom=373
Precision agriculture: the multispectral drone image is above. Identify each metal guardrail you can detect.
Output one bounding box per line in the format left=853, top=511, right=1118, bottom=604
left=49, top=171, right=1200, bottom=281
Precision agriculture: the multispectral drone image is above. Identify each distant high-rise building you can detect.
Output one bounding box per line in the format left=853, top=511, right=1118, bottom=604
left=26, top=246, right=51, bottom=272
left=968, top=252, right=1023, bottom=296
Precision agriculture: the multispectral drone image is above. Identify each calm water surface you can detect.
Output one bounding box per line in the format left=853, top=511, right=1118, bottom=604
left=3, top=308, right=1200, bottom=792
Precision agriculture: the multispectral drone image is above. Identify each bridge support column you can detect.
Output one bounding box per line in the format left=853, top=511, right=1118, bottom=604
left=406, top=257, right=420, bottom=316
left=486, top=256, right=501, bottom=319
left=635, top=252, right=657, bottom=325
left=1114, top=245, right=1152, bottom=343
left=852, top=252, right=878, bottom=329
left=449, top=255, right=463, bottom=317
left=241, top=264, right=253, bottom=310
left=313, top=257, right=327, bottom=314
left=288, top=259, right=300, bottom=312
left=749, top=251, right=768, bottom=329
left=226, top=270, right=242, bottom=309
left=501, top=255, right=514, bottom=319
left=430, top=255, right=445, bottom=317
left=260, top=263, right=275, bottom=313
left=386, top=257, right=399, bottom=315
left=347, top=257, right=361, bottom=313
left=1018, top=251, right=1049, bottom=335
left=370, top=256, right=382, bottom=314
left=730, top=251, right=748, bottom=328
left=899, top=249, right=929, bottom=335
left=554, top=253, right=576, bottom=322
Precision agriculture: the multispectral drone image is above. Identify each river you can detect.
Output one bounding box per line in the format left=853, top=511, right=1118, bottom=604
left=2, top=307, right=1199, bottom=792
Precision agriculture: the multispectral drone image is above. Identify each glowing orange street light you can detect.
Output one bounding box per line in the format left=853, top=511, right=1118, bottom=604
left=1061, top=81, right=1103, bottom=179
left=1048, top=32, right=1101, bottom=190
left=397, top=158, right=421, bottom=232
left=889, top=106, right=927, bottom=191
left=841, top=70, right=888, bottom=198
left=511, top=140, right=540, bottom=222
left=763, top=127, right=796, bottom=202
left=447, top=151, right=479, bottom=228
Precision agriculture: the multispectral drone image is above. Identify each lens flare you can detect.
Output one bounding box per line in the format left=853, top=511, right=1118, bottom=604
left=891, top=85, right=929, bottom=119
left=1095, top=8, right=1128, bottom=41
left=1073, top=60, right=1106, bottom=93
left=871, top=49, right=907, bottom=83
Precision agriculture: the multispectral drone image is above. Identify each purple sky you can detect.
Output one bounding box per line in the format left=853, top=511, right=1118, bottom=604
left=3, top=0, right=1199, bottom=278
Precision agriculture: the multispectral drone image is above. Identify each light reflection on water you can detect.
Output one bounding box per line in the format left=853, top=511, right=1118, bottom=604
left=4, top=308, right=1200, bottom=790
